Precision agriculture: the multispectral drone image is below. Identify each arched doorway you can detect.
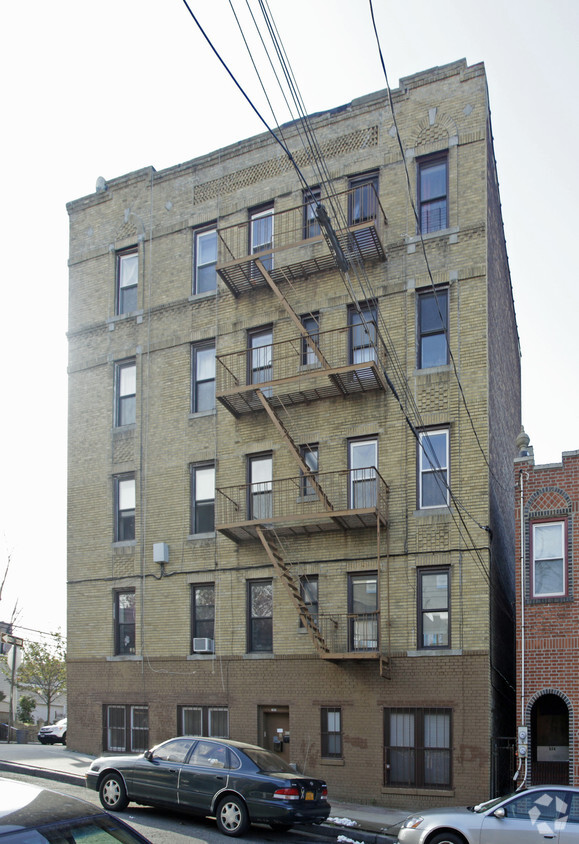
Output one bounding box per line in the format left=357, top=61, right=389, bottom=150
left=531, top=693, right=569, bottom=785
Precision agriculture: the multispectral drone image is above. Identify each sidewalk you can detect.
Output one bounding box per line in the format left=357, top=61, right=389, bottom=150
left=0, top=742, right=406, bottom=843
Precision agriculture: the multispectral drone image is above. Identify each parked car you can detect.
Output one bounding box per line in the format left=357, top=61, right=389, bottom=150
left=38, top=717, right=67, bottom=745
left=397, top=785, right=579, bottom=843
left=0, top=777, right=152, bottom=842
left=87, top=736, right=330, bottom=837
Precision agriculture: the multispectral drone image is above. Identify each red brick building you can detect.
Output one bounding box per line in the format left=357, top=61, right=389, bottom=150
left=515, top=431, right=579, bottom=786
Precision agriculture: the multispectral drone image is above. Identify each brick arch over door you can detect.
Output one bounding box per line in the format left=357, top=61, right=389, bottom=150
left=526, top=688, right=574, bottom=786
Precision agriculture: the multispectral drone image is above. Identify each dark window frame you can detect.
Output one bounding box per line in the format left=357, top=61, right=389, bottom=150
left=348, top=571, right=378, bottom=652
left=417, top=287, right=449, bottom=369
left=530, top=519, right=568, bottom=599
left=417, top=567, right=450, bottom=649
left=418, top=154, right=448, bottom=234
left=104, top=704, right=149, bottom=753
left=193, top=226, right=218, bottom=295
left=190, top=463, right=215, bottom=535
left=348, top=436, right=378, bottom=509
left=300, top=444, right=319, bottom=498
left=247, top=326, right=273, bottom=389
left=348, top=171, right=379, bottom=225
left=191, top=341, right=216, bottom=414
left=249, top=203, right=274, bottom=276
left=299, top=574, right=319, bottom=627
left=247, top=451, right=273, bottom=521
left=190, top=583, right=215, bottom=649
left=114, top=589, right=136, bottom=656
left=384, top=707, right=452, bottom=788
left=348, top=303, right=378, bottom=365
left=116, top=248, right=139, bottom=316
left=301, top=312, right=320, bottom=366
left=114, top=473, right=135, bottom=542
left=418, top=428, right=450, bottom=509
left=303, top=187, right=321, bottom=239
left=247, top=578, right=273, bottom=653
left=321, top=706, right=342, bottom=758
left=114, top=358, right=136, bottom=427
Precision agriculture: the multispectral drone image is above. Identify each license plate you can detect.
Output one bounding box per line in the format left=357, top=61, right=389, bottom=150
left=305, top=791, right=314, bottom=801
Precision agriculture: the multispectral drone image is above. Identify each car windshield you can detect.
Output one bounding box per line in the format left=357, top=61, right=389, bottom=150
left=243, top=748, right=297, bottom=774
left=473, top=792, right=517, bottom=813
left=0, top=816, right=144, bottom=843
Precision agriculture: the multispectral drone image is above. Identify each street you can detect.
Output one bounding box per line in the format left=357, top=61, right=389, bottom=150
left=0, top=769, right=331, bottom=844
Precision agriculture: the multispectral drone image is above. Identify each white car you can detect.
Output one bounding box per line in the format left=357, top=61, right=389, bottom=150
left=37, top=717, right=67, bottom=745
left=397, top=785, right=579, bottom=843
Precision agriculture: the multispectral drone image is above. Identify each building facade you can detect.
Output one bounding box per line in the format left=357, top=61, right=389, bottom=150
left=515, top=436, right=579, bottom=787
left=67, top=59, right=520, bottom=807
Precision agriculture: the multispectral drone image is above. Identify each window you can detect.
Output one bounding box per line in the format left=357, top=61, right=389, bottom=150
left=116, top=250, right=138, bottom=315
left=248, top=327, right=273, bottom=391
left=300, top=575, right=318, bottom=627
left=321, top=707, right=342, bottom=758
left=349, top=573, right=378, bottom=651
left=191, top=464, right=215, bottom=534
left=191, top=583, right=215, bottom=647
left=114, top=359, right=136, bottom=427
left=248, top=579, right=273, bottom=652
left=248, top=453, right=272, bottom=520
left=304, top=187, right=321, bottom=239
left=300, top=444, right=318, bottom=497
left=418, top=288, right=448, bottom=368
left=418, top=156, right=448, bottom=233
left=114, top=590, right=135, bottom=655
left=418, top=568, right=450, bottom=648
left=349, top=304, right=377, bottom=364
left=384, top=708, right=451, bottom=788
left=532, top=521, right=566, bottom=598
left=250, top=205, right=274, bottom=274
left=349, top=438, right=377, bottom=508
left=105, top=704, right=149, bottom=752
left=418, top=429, right=449, bottom=509
left=348, top=172, right=379, bottom=225
left=178, top=705, right=229, bottom=738
left=194, top=227, right=217, bottom=294
left=301, top=312, right=320, bottom=366
left=191, top=343, right=216, bottom=413
left=114, top=474, right=135, bottom=541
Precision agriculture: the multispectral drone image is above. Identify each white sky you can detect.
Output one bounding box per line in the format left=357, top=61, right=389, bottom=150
left=1, top=0, right=577, bottom=639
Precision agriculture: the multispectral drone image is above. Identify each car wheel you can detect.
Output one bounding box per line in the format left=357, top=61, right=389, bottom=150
left=99, top=773, right=129, bottom=811
left=216, top=795, right=250, bottom=837
left=430, top=833, right=466, bottom=844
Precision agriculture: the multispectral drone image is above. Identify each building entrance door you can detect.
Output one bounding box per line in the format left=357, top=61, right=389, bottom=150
left=531, top=693, right=569, bottom=785
left=259, top=706, right=290, bottom=755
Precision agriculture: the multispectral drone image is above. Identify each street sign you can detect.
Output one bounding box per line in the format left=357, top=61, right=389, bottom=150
left=1, top=634, right=23, bottom=647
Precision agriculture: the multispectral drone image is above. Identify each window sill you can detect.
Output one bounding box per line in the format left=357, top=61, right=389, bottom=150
left=112, top=540, right=137, bottom=549
left=413, top=507, right=452, bottom=520
left=406, top=649, right=462, bottom=657
left=107, top=655, right=142, bottom=662
left=112, top=424, right=136, bottom=434
left=188, top=409, right=216, bottom=420
left=414, top=364, right=451, bottom=376
left=187, top=653, right=215, bottom=660
left=405, top=227, right=458, bottom=245
left=382, top=786, right=454, bottom=799
left=243, top=652, right=274, bottom=659
left=320, top=757, right=345, bottom=766
left=187, top=532, right=216, bottom=541
left=107, top=310, right=144, bottom=325
left=189, top=289, right=218, bottom=303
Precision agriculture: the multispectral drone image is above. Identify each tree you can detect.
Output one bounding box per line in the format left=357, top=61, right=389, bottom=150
left=17, top=634, right=66, bottom=723
left=17, top=694, right=36, bottom=723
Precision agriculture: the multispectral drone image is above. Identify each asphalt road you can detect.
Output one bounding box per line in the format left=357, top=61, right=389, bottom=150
left=0, top=770, right=330, bottom=844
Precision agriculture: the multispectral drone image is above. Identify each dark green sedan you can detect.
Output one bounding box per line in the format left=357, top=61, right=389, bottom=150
left=86, top=736, right=330, bottom=837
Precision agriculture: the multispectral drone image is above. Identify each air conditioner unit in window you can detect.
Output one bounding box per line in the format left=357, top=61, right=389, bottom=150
left=193, top=638, right=214, bottom=654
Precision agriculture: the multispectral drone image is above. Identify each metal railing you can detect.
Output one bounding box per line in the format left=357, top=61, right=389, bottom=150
left=216, top=467, right=388, bottom=527
left=216, top=324, right=386, bottom=394
left=316, top=612, right=380, bottom=654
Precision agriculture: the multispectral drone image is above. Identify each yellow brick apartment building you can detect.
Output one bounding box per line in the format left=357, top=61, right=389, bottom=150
left=67, top=59, right=520, bottom=807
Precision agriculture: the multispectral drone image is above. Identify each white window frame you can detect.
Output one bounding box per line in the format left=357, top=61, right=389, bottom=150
left=532, top=521, right=566, bottom=598
left=194, top=228, right=217, bottom=294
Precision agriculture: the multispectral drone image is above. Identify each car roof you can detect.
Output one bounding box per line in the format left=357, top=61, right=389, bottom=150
left=0, top=779, right=105, bottom=831
left=161, top=736, right=267, bottom=752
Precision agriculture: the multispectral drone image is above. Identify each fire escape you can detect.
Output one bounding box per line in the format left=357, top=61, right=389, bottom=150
left=214, top=184, right=391, bottom=674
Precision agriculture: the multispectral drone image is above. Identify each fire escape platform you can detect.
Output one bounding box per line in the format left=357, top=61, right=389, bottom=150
left=216, top=506, right=386, bottom=543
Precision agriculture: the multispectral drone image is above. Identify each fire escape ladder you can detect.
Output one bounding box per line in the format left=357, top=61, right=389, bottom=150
left=254, top=389, right=349, bottom=531
left=254, top=259, right=347, bottom=396
left=256, top=526, right=329, bottom=655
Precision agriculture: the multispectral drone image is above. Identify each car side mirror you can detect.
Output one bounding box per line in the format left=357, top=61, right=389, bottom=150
left=144, top=750, right=153, bottom=761
left=493, top=808, right=505, bottom=820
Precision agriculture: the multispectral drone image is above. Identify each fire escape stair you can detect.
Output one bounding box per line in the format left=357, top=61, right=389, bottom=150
left=256, top=526, right=329, bottom=655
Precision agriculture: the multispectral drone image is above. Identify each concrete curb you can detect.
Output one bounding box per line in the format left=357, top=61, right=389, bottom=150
left=0, top=759, right=86, bottom=788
